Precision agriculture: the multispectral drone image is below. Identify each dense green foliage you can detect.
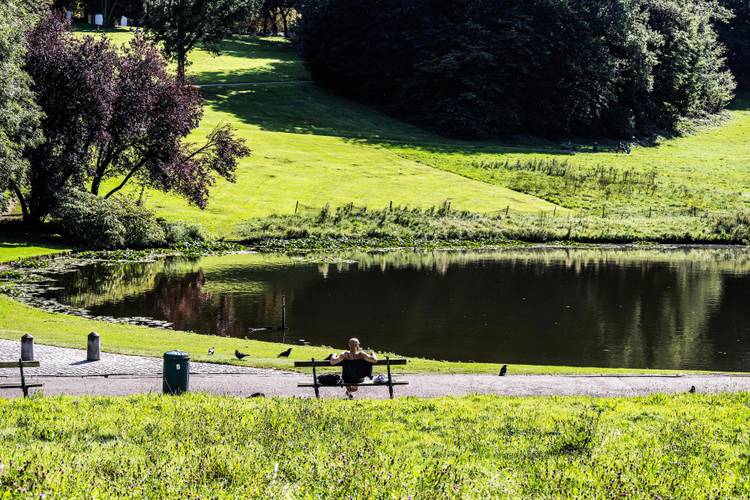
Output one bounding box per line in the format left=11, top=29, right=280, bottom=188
left=300, top=0, right=735, bottom=138
left=0, top=1, right=43, bottom=215
left=52, top=190, right=166, bottom=249
left=719, top=0, right=750, bottom=89
left=2, top=393, right=750, bottom=496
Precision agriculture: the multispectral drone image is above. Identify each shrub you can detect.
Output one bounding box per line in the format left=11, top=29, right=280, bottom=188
left=710, top=211, right=750, bottom=244
left=52, top=190, right=166, bottom=249
left=158, top=220, right=206, bottom=246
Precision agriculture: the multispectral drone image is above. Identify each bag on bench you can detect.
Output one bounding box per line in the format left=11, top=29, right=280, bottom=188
left=317, top=374, right=342, bottom=386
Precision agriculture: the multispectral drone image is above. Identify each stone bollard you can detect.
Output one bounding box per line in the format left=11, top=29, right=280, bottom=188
left=87, top=332, right=101, bottom=361
left=21, top=334, right=34, bottom=361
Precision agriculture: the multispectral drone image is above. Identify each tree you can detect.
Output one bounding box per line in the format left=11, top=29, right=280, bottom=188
left=142, top=0, right=252, bottom=79
left=299, top=0, right=735, bottom=138
left=19, top=13, right=250, bottom=224
left=262, top=0, right=298, bottom=36
left=0, top=1, right=44, bottom=218
left=718, top=0, right=750, bottom=89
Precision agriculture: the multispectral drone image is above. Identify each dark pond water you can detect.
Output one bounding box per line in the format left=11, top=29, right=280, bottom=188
left=39, top=248, right=750, bottom=371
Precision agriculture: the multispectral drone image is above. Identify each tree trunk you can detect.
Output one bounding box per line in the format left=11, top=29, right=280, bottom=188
left=281, top=10, right=288, bottom=37
left=90, top=176, right=101, bottom=196
left=9, top=180, right=29, bottom=223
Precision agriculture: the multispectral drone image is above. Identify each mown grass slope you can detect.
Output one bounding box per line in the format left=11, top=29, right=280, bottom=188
left=2, top=393, right=749, bottom=496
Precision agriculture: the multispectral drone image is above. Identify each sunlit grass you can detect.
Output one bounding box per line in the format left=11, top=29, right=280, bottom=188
left=1, top=393, right=749, bottom=496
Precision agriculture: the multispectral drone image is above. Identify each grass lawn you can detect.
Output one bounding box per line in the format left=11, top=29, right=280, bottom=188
left=2, top=393, right=749, bottom=496
left=0, top=239, right=68, bottom=263
left=74, top=25, right=308, bottom=84
left=389, top=99, right=750, bottom=218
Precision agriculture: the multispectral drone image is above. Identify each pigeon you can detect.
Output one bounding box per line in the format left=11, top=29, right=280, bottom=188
left=689, top=385, right=696, bottom=393
left=277, top=347, right=292, bottom=358
left=208, top=347, right=215, bottom=356
left=499, top=364, right=508, bottom=377
left=324, top=353, right=333, bottom=361
left=235, top=350, right=250, bottom=360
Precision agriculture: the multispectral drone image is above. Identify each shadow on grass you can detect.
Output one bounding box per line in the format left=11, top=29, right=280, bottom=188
left=203, top=83, right=570, bottom=156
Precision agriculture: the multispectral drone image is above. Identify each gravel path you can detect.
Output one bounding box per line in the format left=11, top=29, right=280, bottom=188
left=0, top=339, right=268, bottom=377
left=3, top=339, right=750, bottom=399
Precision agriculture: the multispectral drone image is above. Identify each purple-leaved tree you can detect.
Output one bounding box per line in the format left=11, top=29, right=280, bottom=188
left=16, top=12, right=250, bottom=224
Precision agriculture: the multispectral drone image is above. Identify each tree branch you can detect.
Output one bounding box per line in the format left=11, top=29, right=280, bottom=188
left=9, top=180, right=29, bottom=221
left=103, top=157, right=148, bottom=199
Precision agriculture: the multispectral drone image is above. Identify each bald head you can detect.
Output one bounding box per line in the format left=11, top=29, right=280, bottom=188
left=348, top=338, right=360, bottom=352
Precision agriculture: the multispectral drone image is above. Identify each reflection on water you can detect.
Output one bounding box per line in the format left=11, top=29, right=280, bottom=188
left=40, top=248, right=750, bottom=370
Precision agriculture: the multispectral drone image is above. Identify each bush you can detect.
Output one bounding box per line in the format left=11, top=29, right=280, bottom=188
left=52, top=190, right=166, bottom=249
left=158, top=220, right=206, bottom=246
left=710, top=211, right=750, bottom=244
left=300, top=0, right=735, bottom=138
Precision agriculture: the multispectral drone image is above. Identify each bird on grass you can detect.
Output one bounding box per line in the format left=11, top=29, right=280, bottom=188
left=689, top=385, right=696, bottom=393
left=499, top=364, right=508, bottom=377
left=208, top=347, right=215, bottom=356
left=249, top=392, right=266, bottom=398
left=277, top=347, right=292, bottom=358
left=235, top=350, right=250, bottom=360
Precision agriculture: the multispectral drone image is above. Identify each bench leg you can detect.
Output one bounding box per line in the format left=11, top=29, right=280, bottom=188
left=19, top=359, right=28, bottom=398
left=312, top=359, right=320, bottom=398
left=386, top=356, right=394, bottom=399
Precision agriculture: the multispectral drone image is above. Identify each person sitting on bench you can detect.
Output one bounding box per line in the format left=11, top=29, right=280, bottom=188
left=330, top=337, right=377, bottom=398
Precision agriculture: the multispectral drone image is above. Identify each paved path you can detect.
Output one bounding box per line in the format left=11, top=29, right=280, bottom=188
left=0, top=339, right=268, bottom=377
left=3, top=340, right=750, bottom=399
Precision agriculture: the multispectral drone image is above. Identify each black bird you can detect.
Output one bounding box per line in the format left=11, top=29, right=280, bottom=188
left=277, top=347, right=292, bottom=358
left=235, top=350, right=250, bottom=360
left=249, top=392, right=266, bottom=398
left=208, top=347, right=215, bottom=356
left=689, top=385, right=696, bottom=393
left=324, top=353, right=333, bottom=361
left=499, top=365, right=508, bottom=377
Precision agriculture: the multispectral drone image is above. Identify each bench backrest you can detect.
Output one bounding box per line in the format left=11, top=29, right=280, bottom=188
left=294, top=358, right=407, bottom=368
left=0, top=361, right=40, bottom=369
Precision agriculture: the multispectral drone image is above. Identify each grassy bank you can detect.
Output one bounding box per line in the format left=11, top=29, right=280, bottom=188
left=2, top=393, right=749, bottom=496
left=237, top=204, right=750, bottom=252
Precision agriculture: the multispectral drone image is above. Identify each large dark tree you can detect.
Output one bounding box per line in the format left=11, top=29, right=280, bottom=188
left=17, top=13, right=250, bottom=224
left=718, top=0, right=750, bottom=89
left=300, top=0, right=735, bottom=138
left=0, top=1, right=44, bottom=217
left=142, top=0, right=252, bottom=79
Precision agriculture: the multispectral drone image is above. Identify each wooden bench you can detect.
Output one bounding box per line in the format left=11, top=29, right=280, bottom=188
left=295, top=357, right=408, bottom=399
left=0, top=360, right=43, bottom=398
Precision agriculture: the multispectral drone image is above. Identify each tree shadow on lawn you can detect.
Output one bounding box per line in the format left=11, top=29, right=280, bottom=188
left=192, top=65, right=308, bottom=85
left=188, top=37, right=308, bottom=84
left=204, top=83, right=570, bottom=157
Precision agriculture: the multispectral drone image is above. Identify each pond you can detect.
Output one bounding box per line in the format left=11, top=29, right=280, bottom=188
left=38, top=248, right=750, bottom=371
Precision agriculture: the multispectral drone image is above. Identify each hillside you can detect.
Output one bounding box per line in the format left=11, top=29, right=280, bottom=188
left=78, top=29, right=750, bottom=239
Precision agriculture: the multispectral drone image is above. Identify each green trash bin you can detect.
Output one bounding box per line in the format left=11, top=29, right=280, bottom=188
left=163, top=350, right=190, bottom=395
